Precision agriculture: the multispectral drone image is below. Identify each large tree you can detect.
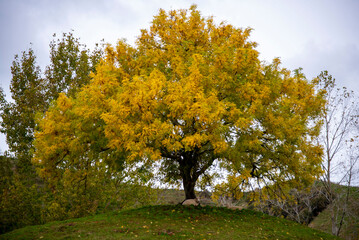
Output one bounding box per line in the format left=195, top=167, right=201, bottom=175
left=34, top=6, right=325, bottom=200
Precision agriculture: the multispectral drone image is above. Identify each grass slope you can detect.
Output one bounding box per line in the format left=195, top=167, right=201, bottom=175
left=1, top=205, right=340, bottom=240
left=309, top=184, right=359, bottom=239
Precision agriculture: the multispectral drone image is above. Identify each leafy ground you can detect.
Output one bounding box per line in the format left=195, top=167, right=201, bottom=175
left=1, top=205, right=340, bottom=240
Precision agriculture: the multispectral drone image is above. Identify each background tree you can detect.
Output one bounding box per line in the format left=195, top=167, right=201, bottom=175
left=0, top=50, right=46, bottom=232
left=0, top=32, right=103, bottom=179
left=316, top=70, right=358, bottom=236
left=1, top=48, right=45, bottom=178
left=35, top=6, right=325, bottom=201
left=0, top=32, right=111, bottom=233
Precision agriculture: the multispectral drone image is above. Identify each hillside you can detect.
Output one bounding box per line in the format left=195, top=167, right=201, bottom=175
left=309, top=184, right=359, bottom=240
left=1, top=205, right=340, bottom=240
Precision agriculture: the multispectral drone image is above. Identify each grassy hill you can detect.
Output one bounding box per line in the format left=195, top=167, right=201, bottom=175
left=309, top=184, right=359, bottom=239
left=1, top=205, right=340, bottom=240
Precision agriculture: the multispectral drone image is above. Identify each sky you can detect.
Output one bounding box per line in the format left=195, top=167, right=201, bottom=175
left=0, top=0, right=359, bottom=153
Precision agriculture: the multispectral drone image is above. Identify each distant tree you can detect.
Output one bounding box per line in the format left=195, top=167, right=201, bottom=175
left=0, top=32, right=106, bottom=232
left=0, top=48, right=45, bottom=178
left=34, top=6, right=325, bottom=201
left=0, top=32, right=103, bottom=178
left=314, top=71, right=358, bottom=236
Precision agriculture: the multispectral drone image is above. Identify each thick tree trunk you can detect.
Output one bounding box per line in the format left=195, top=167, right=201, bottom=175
left=183, top=177, right=196, bottom=199
left=180, top=157, right=198, bottom=200
left=177, top=147, right=215, bottom=200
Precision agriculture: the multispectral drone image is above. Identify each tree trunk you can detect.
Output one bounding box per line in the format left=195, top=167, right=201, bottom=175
left=180, top=157, right=198, bottom=200
left=183, top=177, right=196, bottom=199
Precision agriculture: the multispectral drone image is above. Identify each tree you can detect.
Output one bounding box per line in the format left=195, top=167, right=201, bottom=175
left=0, top=32, right=103, bottom=178
left=0, top=48, right=45, bottom=178
left=34, top=6, right=325, bottom=200
left=0, top=32, right=106, bottom=232
left=316, top=71, right=358, bottom=236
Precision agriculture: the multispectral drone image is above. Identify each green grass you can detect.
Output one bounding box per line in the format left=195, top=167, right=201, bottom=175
left=1, top=205, right=340, bottom=240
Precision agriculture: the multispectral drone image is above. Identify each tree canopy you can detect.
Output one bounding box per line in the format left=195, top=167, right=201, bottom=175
left=34, top=6, right=325, bottom=200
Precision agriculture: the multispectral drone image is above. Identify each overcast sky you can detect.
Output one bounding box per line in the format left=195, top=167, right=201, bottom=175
left=0, top=0, right=359, bottom=152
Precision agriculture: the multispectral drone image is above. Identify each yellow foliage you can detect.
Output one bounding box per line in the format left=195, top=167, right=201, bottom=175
left=34, top=6, right=325, bottom=202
